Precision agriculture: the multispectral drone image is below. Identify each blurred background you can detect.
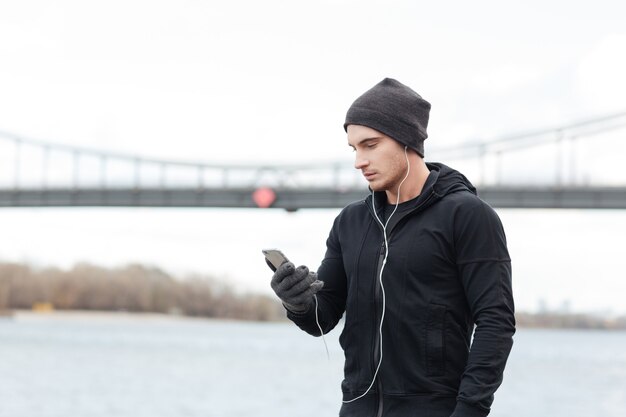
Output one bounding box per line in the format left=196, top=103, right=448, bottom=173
left=0, top=1, right=625, bottom=416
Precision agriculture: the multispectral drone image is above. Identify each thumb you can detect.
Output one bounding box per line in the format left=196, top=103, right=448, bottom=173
left=309, top=280, right=324, bottom=294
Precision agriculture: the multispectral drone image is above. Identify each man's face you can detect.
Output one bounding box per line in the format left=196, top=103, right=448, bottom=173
left=347, top=124, right=408, bottom=192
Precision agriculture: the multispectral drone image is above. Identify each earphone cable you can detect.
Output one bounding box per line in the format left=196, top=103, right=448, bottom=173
left=313, top=294, right=330, bottom=360
left=343, top=146, right=410, bottom=403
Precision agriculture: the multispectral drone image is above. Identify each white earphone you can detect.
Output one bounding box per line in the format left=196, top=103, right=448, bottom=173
left=343, top=145, right=410, bottom=403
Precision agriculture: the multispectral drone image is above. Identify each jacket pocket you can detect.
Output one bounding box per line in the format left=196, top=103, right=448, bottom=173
left=426, top=303, right=446, bottom=376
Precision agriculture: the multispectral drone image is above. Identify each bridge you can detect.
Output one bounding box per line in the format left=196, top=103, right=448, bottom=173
left=1, top=112, right=626, bottom=210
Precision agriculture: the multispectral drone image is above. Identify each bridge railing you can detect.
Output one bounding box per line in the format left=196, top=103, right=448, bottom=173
left=2, top=111, right=626, bottom=192
left=0, top=131, right=366, bottom=190
left=428, top=111, right=626, bottom=187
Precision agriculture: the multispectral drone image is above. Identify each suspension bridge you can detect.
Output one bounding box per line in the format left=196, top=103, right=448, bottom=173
left=1, top=112, right=626, bottom=210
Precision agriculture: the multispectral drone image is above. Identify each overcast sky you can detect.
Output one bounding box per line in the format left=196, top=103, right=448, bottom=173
left=1, top=0, right=626, bottom=314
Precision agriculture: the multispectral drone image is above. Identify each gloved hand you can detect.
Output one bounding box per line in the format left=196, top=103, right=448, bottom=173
left=270, top=262, right=324, bottom=313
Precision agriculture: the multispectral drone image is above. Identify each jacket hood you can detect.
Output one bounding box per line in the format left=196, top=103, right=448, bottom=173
left=427, top=162, right=477, bottom=198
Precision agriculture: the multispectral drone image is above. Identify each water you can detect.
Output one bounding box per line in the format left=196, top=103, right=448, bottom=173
left=1, top=312, right=625, bottom=417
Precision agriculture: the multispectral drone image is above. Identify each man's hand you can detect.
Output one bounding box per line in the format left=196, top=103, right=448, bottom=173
left=270, top=262, right=324, bottom=313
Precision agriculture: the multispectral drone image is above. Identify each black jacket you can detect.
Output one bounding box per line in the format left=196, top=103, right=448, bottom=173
left=287, top=163, right=515, bottom=417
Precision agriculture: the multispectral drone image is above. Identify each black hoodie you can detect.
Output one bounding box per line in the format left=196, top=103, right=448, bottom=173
left=287, top=163, right=515, bottom=417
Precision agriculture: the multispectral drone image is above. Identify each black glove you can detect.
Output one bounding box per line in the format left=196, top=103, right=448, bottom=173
left=270, top=262, right=324, bottom=313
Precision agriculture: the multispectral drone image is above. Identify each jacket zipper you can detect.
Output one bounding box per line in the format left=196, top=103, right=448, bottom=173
left=367, top=190, right=436, bottom=417
left=374, top=240, right=385, bottom=417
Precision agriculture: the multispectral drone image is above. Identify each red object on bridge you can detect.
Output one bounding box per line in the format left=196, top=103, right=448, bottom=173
left=252, top=187, right=276, bottom=208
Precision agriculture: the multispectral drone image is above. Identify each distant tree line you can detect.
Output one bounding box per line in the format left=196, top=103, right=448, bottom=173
left=2, top=261, right=625, bottom=329
left=0, top=262, right=286, bottom=321
left=515, top=311, right=626, bottom=330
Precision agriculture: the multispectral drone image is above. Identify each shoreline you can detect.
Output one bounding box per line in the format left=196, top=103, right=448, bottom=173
left=2, top=309, right=625, bottom=330
left=3, top=309, right=233, bottom=323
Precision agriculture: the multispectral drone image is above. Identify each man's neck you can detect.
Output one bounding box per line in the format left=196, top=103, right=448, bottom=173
left=385, top=160, right=431, bottom=204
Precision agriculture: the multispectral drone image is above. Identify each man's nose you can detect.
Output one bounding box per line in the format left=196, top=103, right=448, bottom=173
left=354, top=153, right=369, bottom=170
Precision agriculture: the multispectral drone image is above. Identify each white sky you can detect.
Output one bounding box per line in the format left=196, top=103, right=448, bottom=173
left=1, top=0, right=626, bottom=314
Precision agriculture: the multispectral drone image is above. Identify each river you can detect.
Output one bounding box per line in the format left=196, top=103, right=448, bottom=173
left=0, top=311, right=624, bottom=416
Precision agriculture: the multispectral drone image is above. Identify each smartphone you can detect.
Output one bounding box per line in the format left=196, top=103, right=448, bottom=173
left=262, top=249, right=289, bottom=272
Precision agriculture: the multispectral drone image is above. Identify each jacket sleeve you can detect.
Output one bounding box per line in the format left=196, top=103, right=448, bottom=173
left=286, top=213, right=347, bottom=336
left=450, top=198, right=515, bottom=417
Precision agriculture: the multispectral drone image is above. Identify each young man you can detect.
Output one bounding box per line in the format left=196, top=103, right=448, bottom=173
left=270, top=78, right=515, bottom=417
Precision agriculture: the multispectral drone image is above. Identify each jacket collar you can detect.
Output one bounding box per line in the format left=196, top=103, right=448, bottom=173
left=364, top=162, right=477, bottom=234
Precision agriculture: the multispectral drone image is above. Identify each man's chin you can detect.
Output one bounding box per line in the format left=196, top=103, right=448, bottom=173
left=368, top=182, right=387, bottom=192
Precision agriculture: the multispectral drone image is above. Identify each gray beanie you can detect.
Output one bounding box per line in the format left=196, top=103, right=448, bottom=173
left=344, top=78, right=431, bottom=157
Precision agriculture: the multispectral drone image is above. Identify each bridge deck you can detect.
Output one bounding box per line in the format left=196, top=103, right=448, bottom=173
left=1, top=186, right=625, bottom=210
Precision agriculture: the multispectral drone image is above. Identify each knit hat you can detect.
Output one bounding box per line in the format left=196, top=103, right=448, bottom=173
left=344, top=78, right=431, bottom=157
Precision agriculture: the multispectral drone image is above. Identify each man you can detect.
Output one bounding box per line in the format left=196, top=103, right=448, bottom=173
left=270, top=78, right=515, bottom=417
